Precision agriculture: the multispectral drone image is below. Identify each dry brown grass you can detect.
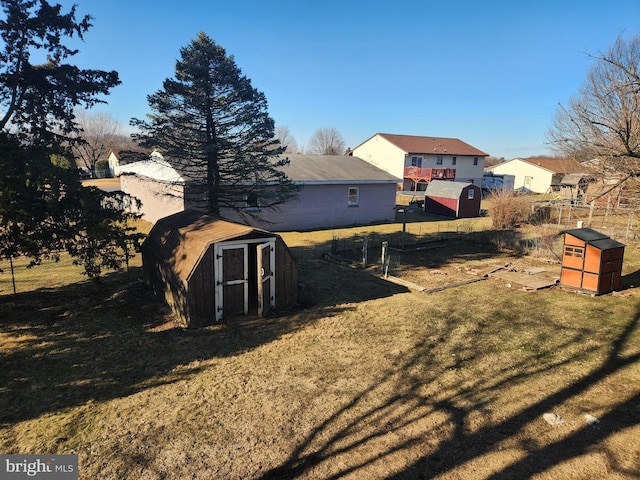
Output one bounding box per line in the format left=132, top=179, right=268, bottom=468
left=1, top=220, right=639, bottom=479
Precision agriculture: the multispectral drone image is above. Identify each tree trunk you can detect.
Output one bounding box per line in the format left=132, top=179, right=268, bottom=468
left=205, top=105, right=220, bottom=215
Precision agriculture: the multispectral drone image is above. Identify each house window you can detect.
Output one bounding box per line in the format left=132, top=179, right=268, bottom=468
left=468, top=189, right=475, bottom=200
left=411, top=156, right=423, bottom=167
left=473, top=157, right=479, bottom=166
left=436, top=155, right=443, bottom=165
left=348, top=187, right=359, bottom=207
left=244, top=192, right=260, bottom=211
left=452, top=156, right=457, bottom=165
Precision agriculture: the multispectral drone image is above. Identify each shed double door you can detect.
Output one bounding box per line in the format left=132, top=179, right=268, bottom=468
left=215, top=240, right=275, bottom=321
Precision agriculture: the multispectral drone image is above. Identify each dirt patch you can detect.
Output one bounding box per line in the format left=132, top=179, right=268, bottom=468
left=337, top=239, right=562, bottom=293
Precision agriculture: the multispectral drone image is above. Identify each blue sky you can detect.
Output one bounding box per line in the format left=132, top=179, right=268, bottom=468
left=55, top=0, right=640, bottom=159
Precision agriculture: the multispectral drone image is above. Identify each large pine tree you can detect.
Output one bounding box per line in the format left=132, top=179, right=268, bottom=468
left=131, top=32, right=298, bottom=217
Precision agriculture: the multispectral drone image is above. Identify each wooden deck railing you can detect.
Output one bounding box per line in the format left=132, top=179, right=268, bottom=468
left=404, top=167, right=456, bottom=181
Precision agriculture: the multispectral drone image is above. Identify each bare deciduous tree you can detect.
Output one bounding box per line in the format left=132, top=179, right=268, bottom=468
left=547, top=32, right=640, bottom=175
left=274, top=125, right=299, bottom=153
left=308, top=127, right=346, bottom=155
left=72, top=109, right=122, bottom=176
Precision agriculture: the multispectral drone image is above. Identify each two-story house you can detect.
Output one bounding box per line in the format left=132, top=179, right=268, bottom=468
left=352, top=133, right=488, bottom=191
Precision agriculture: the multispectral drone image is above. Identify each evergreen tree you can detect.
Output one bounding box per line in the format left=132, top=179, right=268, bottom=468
left=131, top=32, right=298, bottom=218
left=0, top=0, right=141, bottom=279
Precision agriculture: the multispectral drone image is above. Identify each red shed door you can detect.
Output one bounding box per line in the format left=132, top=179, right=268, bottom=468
left=257, top=241, right=276, bottom=316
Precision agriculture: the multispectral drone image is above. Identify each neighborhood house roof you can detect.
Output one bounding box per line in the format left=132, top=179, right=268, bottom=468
left=358, top=133, right=489, bottom=157
left=426, top=180, right=478, bottom=198
left=143, top=209, right=275, bottom=280
left=119, top=153, right=185, bottom=183
left=121, top=153, right=400, bottom=185
left=517, top=157, right=592, bottom=175
left=281, top=154, right=399, bottom=183
left=109, top=149, right=152, bottom=164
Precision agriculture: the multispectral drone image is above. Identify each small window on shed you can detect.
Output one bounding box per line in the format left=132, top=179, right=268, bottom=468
left=468, top=189, right=475, bottom=200
left=348, top=187, right=359, bottom=207
left=564, top=246, right=584, bottom=258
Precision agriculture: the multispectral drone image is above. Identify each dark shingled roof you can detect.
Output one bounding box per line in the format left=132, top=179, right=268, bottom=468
left=565, top=228, right=625, bottom=250
left=281, top=154, right=400, bottom=183
left=131, top=153, right=400, bottom=185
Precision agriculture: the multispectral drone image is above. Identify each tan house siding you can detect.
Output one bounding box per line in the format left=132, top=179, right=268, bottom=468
left=352, top=135, right=406, bottom=179
left=121, top=175, right=185, bottom=223
left=352, top=133, right=487, bottom=188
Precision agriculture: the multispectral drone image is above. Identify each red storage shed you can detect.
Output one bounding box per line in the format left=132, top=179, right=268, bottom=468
left=560, top=228, right=625, bottom=295
left=424, top=180, right=481, bottom=218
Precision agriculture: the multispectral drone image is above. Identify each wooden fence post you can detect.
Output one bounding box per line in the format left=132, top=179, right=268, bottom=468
left=381, top=241, right=390, bottom=278
left=362, top=236, right=368, bottom=267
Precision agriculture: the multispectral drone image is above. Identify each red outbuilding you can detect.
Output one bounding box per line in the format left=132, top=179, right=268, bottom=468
left=424, top=180, right=482, bottom=218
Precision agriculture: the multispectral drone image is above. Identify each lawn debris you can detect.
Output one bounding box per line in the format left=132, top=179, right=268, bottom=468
left=543, top=412, right=564, bottom=426
left=430, top=269, right=447, bottom=275
left=584, top=414, right=600, bottom=426
left=524, top=267, right=546, bottom=275
left=612, top=290, right=632, bottom=297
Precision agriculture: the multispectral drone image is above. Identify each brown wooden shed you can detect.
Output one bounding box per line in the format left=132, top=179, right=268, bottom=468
left=560, top=228, right=625, bottom=295
left=142, top=210, right=297, bottom=327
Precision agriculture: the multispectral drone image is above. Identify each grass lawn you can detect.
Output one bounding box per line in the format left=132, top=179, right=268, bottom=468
left=1, top=219, right=639, bottom=479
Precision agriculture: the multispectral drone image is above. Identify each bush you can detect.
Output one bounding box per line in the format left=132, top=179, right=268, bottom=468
left=95, top=159, right=111, bottom=178
left=487, top=189, right=530, bottom=229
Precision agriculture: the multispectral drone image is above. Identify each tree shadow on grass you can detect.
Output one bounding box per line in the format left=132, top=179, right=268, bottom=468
left=621, top=269, right=640, bottom=290
left=0, top=258, right=409, bottom=427
left=258, top=300, right=640, bottom=479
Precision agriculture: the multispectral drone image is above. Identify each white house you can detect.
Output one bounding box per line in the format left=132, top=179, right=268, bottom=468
left=119, top=152, right=188, bottom=222
left=107, top=149, right=151, bottom=177
left=352, top=133, right=488, bottom=191
left=490, top=157, right=593, bottom=194
left=120, top=153, right=400, bottom=230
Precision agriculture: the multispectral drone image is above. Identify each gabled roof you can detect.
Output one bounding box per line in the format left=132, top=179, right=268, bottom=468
left=356, top=133, right=489, bottom=156
left=426, top=179, right=479, bottom=198
left=143, top=209, right=275, bottom=280
left=282, top=154, right=399, bottom=183
left=108, top=149, right=152, bottom=164
left=120, top=153, right=184, bottom=183
left=122, top=153, right=400, bottom=185
left=516, top=157, right=591, bottom=175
